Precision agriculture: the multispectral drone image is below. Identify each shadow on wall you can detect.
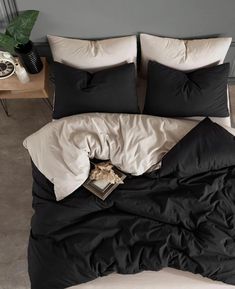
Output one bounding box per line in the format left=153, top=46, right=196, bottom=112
left=0, top=0, right=18, bottom=31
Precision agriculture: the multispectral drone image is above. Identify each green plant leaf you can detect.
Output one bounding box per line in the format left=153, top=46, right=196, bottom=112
left=6, top=10, right=39, bottom=45
left=0, top=33, right=16, bottom=54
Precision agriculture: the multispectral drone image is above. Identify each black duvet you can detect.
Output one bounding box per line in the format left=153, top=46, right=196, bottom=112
left=28, top=118, right=235, bottom=289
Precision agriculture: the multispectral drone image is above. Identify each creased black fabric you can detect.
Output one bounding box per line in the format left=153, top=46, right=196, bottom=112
left=53, top=62, right=139, bottom=119
left=144, top=61, right=230, bottom=117
left=28, top=118, right=235, bottom=289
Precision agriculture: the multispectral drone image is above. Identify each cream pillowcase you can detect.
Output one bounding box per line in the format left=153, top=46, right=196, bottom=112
left=140, top=34, right=232, bottom=76
left=48, top=35, right=137, bottom=72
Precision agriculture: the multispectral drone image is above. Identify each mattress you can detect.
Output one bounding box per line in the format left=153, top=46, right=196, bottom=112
left=67, top=269, right=235, bottom=289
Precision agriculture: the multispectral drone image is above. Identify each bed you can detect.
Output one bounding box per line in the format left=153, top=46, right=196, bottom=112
left=24, top=34, right=235, bottom=289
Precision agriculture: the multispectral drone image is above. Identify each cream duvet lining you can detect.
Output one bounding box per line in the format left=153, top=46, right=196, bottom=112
left=23, top=113, right=232, bottom=201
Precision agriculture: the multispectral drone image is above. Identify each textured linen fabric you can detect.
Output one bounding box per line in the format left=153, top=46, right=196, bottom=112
left=139, top=34, right=232, bottom=126
left=52, top=62, right=139, bottom=119
left=144, top=61, right=230, bottom=117
left=24, top=113, right=200, bottom=200
left=66, top=269, right=235, bottom=289
left=140, top=34, right=232, bottom=76
left=137, top=77, right=231, bottom=127
left=23, top=114, right=235, bottom=201
left=48, top=35, right=137, bottom=72
left=28, top=118, right=235, bottom=289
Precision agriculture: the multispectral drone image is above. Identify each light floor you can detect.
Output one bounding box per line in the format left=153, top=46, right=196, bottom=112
left=0, top=99, right=51, bottom=288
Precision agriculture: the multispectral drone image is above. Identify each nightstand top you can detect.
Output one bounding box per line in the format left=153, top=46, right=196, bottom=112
left=0, top=57, right=47, bottom=91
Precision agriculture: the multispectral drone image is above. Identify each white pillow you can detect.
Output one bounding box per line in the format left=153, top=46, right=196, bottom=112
left=48, top=35, right=137, bottom=72
left=140, top=34, right=232, bottom=76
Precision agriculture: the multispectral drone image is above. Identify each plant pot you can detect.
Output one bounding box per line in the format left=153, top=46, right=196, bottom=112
left=14, top=41, right=43, bottom=74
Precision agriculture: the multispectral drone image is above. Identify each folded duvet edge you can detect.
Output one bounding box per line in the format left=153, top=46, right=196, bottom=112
left=22, top=113, right=235, bottom=201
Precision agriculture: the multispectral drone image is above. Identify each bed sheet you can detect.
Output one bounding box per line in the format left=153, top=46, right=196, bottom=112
left=67, top=269, right=235, bottom=289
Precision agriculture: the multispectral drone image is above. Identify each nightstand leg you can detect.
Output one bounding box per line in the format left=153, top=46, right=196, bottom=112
left=0, top=99, right=9, bottom=116
left=42, top=98, right=53, bottom=110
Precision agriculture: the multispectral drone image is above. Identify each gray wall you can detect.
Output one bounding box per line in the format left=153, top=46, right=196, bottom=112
left=17, top=0, right=235, bottom=41
left=16, top=0, right=235, bottom=76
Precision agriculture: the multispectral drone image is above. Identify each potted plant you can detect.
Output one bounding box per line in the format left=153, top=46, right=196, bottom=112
left=0, top=10, right=43, bottom=74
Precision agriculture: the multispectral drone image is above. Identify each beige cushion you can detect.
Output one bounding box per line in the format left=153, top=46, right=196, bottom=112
left=140, top=34, right=232, bottom=76
left=48, top=35, right=137, bottom=72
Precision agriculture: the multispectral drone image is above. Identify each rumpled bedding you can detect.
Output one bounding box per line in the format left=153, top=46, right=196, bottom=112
left=24, top=115, right=235, bottom=289
left=23, top=113, right=199, bottom=200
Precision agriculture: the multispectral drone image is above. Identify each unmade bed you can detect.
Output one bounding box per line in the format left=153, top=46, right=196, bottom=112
left=23, top=34, right=235, bottom=289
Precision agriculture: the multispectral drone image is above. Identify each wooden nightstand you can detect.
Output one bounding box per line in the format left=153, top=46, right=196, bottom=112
left=0, top=57, right=53, bottom=116
left=229, top=78, right=235, bottom=128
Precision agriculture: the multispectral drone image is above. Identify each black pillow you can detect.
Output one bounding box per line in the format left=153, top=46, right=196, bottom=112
left=144, top=61, right=230, bottom=117
left=53, top=62, right=139, bottom=119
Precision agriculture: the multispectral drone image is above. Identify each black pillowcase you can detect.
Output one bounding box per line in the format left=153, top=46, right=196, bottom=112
left=53, top=62, right=139, bottom=119
left=144, top=61, right=230, bottom=117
